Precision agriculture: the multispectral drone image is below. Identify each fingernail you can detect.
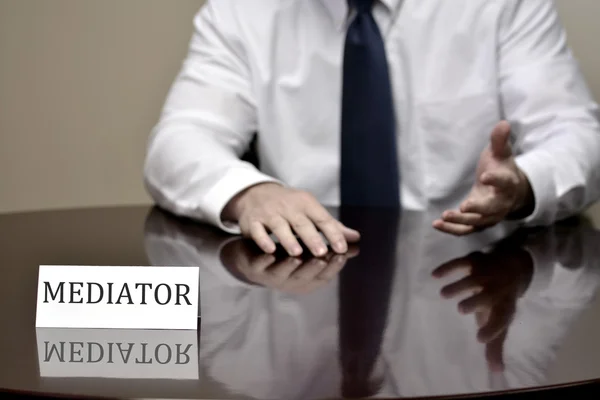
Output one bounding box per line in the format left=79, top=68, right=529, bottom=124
left=316, top=246, right=327, bottom=257
left=315, top=259, right=328, bottom=267
left=335, top=241, right=347, bottom=253
left=264, top=243, right=276, bottom=253
left=292, top=245, right=302, bottom=256
left=332, top=255, right=346, bottom=264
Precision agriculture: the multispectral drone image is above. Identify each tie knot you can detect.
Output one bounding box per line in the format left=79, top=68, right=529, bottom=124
left=350, top=0, right=375, bottom=14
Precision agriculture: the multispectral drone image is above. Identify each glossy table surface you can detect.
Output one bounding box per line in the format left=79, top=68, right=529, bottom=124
left=1, top=205, right=600, bottom=399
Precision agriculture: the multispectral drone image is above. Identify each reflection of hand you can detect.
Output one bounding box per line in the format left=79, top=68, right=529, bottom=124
left=433, top=247, right=534, bottom=371
left=221, top=239, right=359, bottom=294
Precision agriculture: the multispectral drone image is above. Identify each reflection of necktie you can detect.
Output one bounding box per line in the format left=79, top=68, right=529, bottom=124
left=339, top=208, right=400, bottom=397
left=341, top=0, right=400, bottom=208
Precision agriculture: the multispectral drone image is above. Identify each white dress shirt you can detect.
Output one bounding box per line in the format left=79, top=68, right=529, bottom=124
left=144, top=0, right=600, bottom=233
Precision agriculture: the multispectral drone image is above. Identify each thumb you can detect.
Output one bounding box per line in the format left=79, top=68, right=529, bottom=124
left=490, top=121, right=512, bottom=159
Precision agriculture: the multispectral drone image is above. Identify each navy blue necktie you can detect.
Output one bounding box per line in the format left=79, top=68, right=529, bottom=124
left=341, top=0, right=400, bottom=208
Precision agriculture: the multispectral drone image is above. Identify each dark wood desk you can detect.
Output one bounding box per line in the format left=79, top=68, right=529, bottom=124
left=1, top=206, right=600, bottom=399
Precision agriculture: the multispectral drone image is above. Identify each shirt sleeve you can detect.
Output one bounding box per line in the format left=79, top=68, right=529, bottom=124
left=143, top=0, right=278, bottom=234
left=498, top=0, right=600, bottom=226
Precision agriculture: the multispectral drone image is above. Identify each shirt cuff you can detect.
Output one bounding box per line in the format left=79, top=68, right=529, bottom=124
left=514, top=151, right=558, bottom=226
left=201, top=166, right=281, bottom=234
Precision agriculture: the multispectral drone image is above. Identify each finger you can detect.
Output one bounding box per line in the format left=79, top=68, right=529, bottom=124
left=247, top=221, right=277, bottom=254
left=289, top=258, right=329, bottom=283
left=341, top=223, right=361, bottom=243
left=306, top=207, right=347, bottom=254
left=480, top=170, right=519, bottom=191
left=433, top=220, right=476, bottom=236
left=485, top=332, right=507, bottom=373
left=475, top=309, right=491, bottom=328
left=432, top=257, right=472, bottom=279
left=477, top=303, right=515, bottom=343
left=314, top=216, right=347, bottom=254
left=490, top=121, right=512, bottom=160
left=460, top=196, right=507, bottom=216
left=317, top=254, right=348, bottom=281
left=440, top=276, right=482, bottom=299
left=264, top=257, right=304, bottom=283
left=442, top=210, right=504, bottom=228
left=478, top=307, right=512, bottom=344
left=458, top=291, right=494, bottom=314
left=246, top=253, right=277, bottom=274
left=346, top=245, right=361, bottom=258
left=288, top=214, right=329, bottom=257
left=267, top=217, right=304, bottom=256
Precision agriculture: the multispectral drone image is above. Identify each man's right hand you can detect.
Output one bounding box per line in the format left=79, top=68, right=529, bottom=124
left=222, top=183, right=360, bottom=257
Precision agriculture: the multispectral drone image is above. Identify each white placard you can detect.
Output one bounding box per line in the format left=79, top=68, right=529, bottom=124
left=36, top=266, right=199, bottom=330
left=36, top=328, right=199, bottom=380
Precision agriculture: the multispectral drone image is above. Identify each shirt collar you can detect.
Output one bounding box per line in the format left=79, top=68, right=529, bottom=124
left=321, top=0, right=403, bottom=31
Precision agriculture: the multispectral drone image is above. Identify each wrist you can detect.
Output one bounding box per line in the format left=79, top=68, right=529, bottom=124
left=222, top=182, right=281, bottom=222
left=222, top=189, right=251, bottom=223
left=508, top=169, right=535, bottom=219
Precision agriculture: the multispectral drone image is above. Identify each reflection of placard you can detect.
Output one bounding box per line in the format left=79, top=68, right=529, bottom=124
left=36, top=328, right=199, bottom=380
left=36, top=266, right=199, bottom=330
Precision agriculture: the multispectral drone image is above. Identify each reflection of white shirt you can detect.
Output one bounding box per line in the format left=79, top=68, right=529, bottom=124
left=144, top=0, right=600, bottom=233
left=144, top=210, right=600, bottom=399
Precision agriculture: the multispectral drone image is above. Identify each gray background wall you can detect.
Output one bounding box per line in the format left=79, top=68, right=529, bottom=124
left=0, top=0, right=598, bottom=224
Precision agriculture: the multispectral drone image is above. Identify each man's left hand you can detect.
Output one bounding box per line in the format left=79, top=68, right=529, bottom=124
left=434, top=121, right=534, bottom=236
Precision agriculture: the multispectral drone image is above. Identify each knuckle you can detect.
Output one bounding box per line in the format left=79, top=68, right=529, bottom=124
left=245, top=217, right=262, bottom=228
left=297, top=190, right=316, bottom=202
left=313, top=213, right=335, bottom=225
left=290, top=219, right=312, bottom=231
left=298, top=193, right=321, bottom=208
left=274, top=197, right=292, bottom=210
left=329, top=231, right=345, bottom=240
left=247, top=209, right=269, bottom=223
left=265, top=214, right=284, bottom=228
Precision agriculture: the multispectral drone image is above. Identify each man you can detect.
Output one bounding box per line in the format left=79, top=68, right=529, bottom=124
left=144, top=0, right=600, bottom=257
